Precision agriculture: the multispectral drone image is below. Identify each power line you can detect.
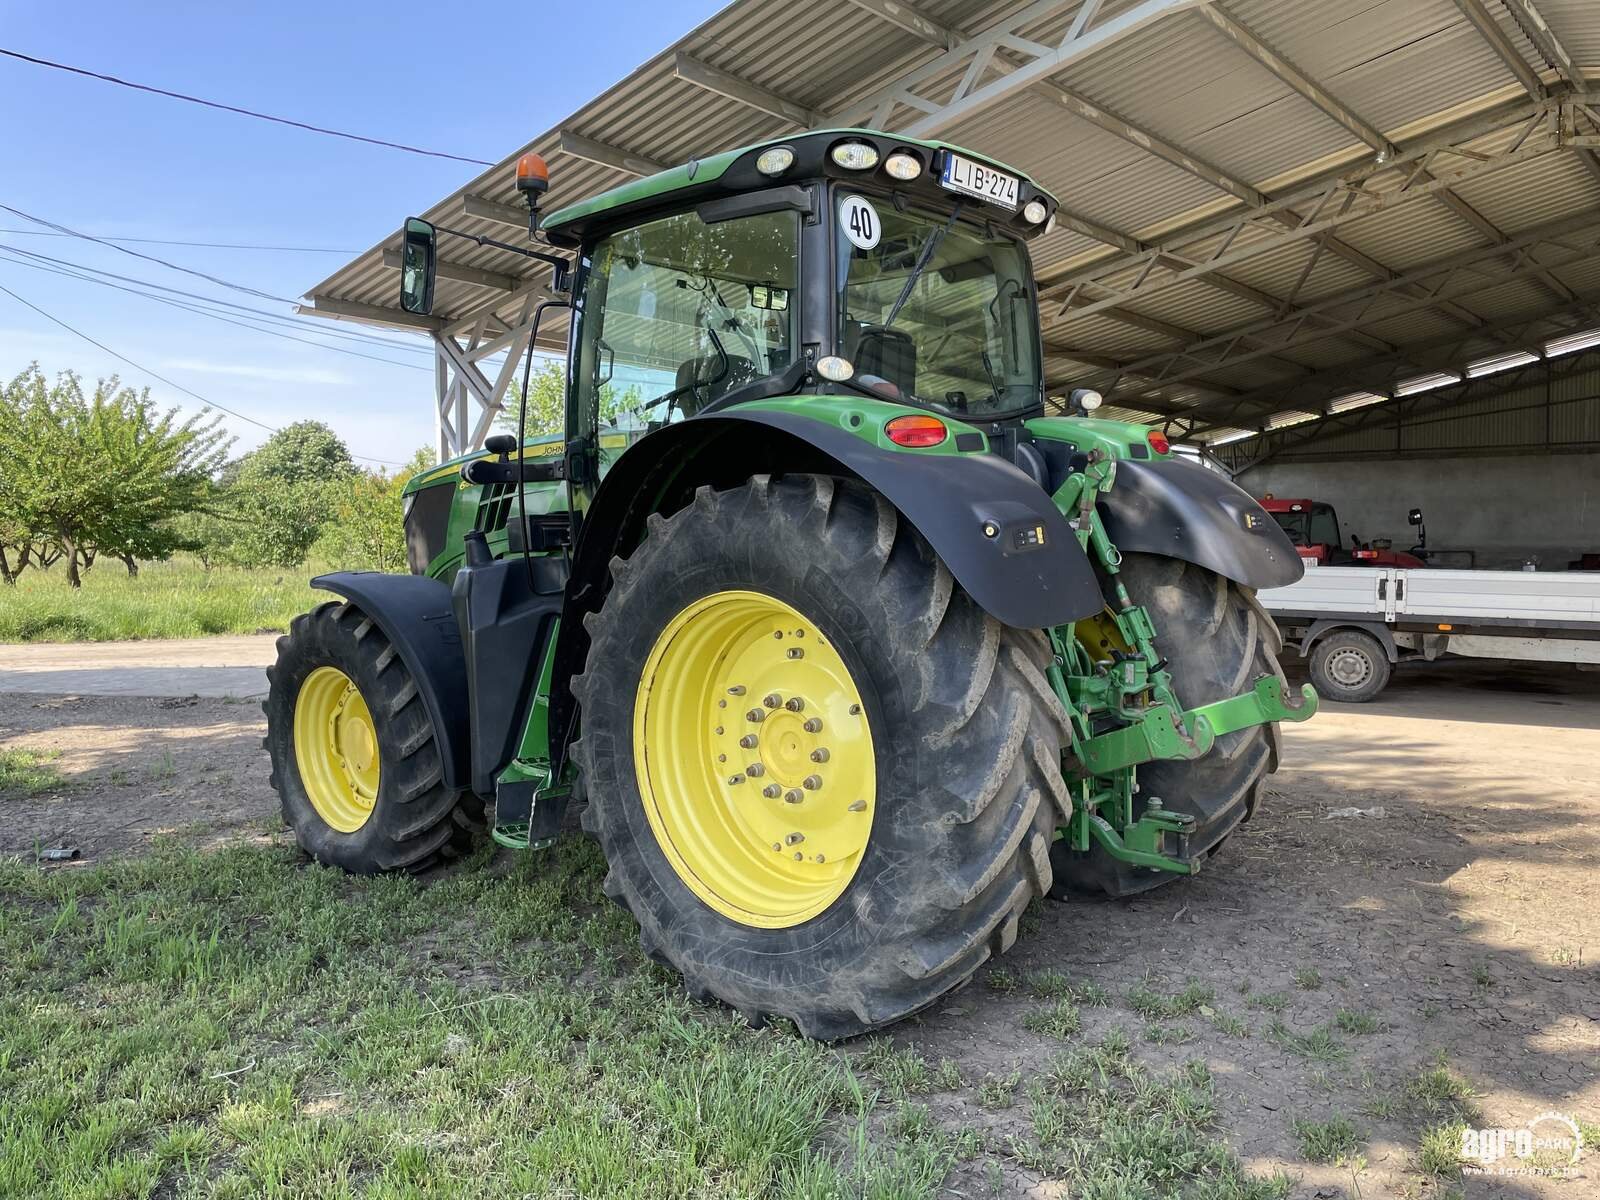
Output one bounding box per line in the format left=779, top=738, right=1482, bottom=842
left=0, top=247, right=430, bottom=373
left=0, top=48, right=494, bottom=166
left=0, top=241, right=430, bottom=356
left=0, top=202, right=295, bottom=304
left=0, top=228, right=360, bottom=254
left=0, top=280, right=405, bottom=466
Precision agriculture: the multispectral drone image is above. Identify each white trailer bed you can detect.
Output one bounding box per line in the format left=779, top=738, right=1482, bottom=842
left=1256, top=565, right=1600, bottom=700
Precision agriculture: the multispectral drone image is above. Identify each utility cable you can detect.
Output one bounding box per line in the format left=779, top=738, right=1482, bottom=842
left=0, top=280, right=405, bottom=465
left=0, top=250, right=430, bottom=373
left=0, top=228, right=359, bottom=253
left=0, top=202, right=295, bottom=304
left=0, top=47, right=493, bottom=166
left=0, top=241, right=430, bottom=356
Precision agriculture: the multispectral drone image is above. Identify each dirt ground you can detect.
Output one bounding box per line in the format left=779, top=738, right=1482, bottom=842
left=2, top=656, right=1596, bottom=1197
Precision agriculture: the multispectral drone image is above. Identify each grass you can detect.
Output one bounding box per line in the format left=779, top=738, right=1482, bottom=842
left=0, top=557, right=322, bottom=642
left=1293, top=1115, right=1363, bottom=1164
left=1266, top=1020, right=1349, bottom=1063
left=1022, top=997, right=1082, bottom=1039
left=1126, top=979, right=1215, bottom=1020
left=1293, top=967, right=1322, bottom=990
left=1014, top=1032, right=1291, bottom=1198
left=0, top=748, right=65, bottom=799
left=0, top=835, right=979, bottom=1199
left=1334, top=1008, right=1381, bottom=1035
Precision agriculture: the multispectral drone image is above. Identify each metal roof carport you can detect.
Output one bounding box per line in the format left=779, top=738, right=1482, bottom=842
left=301, top=0, right=1600, bottom=483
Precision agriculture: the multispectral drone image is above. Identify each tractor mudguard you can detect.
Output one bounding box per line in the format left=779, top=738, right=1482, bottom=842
left=579, top=409, right=1105, bottom=629
left=1096, top=457, right=1304, bottom=591
left=311, top=571, right=470, bottom=792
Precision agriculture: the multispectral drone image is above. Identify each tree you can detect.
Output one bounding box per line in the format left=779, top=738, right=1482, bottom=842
left=313, top=447, right=435, bottom=573
left=497, top=359, right=643, bottom=438
left=226, top=421, right=357, bottom=568
left=0, top=366, right=229, bottom=586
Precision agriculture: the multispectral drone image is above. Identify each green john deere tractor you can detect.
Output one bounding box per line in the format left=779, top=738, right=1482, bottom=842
left=266, top=129, right=1316, bottom=1038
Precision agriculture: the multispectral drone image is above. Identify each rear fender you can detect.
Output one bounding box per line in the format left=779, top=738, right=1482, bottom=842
left=547, top=408, right=1105, bottom=768
left=1097, top=457, right=1304, bottom=590
left=311, top=572, right=469, bottom=792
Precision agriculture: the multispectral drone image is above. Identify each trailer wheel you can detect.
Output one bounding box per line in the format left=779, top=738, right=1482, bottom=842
left=265, top=601, right=482, bottom=873
left=1309, top=628, right=1391, bottom=703
left=573, top=475, right=1071, bottom=1039
left=1053, top=553, right=1286, bottom=898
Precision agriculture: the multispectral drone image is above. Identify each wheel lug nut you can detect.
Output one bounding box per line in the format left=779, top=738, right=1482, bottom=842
left=814, top=853, right=826, bottom=863
left=728, top=774, right=745, bottom=785
left=727, top=685, right=746, bottom=695
left=849, top=799, right=867, bottom=812
left=715, top=727, right=724, bottom=735
left=793, top=852, right=804, bottom=861
left=784, top=789, right=804, bottom=804
left=786, top=648, right=804, bottom=660
left=718, top=754, right=727, bottom=763
left=786, top=832, right=805, bottom=845
left=785, top=696, right=805, bottom=712
left=803, top=775, right=823, bottom=791
left=763, top=693, right=782, bottom=708
left=763, top=784, right=781, bottom=799
left=772, top=842, right=782, bottom=852
left=747, top=763, right=765, bottom=777
left=810, top=748, right=829, bottom=763
left=739, top=734, right=759, bottom=749
left=746, top=709, right=766, bottom=723
left=803, top=718, right=822, bottom=733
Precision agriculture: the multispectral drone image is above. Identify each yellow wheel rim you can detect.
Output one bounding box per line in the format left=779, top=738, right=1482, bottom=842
left=634, top=590, right=876, bottom=929
left=293, top=666, right=380, bottom=834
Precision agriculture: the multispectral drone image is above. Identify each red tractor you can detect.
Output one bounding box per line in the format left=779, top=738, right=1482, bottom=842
left=1259, top=496, right=1428, bottom=569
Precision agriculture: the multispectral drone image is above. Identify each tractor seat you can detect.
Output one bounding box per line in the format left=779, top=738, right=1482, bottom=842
left=845, top=321, right=917, bottom=399
left=674, top=352, right=757, bottom=414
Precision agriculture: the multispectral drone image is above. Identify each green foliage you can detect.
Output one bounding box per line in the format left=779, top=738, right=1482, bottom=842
left=0, top=365, right=230, bottom=586
left=498, top=357, right=644, bottom=437
left=313, top=448, right=435, bottom=573
left=222, top=421, right=357, bottom=569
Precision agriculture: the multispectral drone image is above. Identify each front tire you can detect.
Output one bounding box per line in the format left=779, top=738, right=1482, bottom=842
left=574, top=475, right=1072, bottom=1039
left=1052, top=553, right=1287, bottom=898
left=265, top=601, right=481, bottom=873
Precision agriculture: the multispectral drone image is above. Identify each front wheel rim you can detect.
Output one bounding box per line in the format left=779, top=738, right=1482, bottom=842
left=633, top=590, right=876, bottom=929
left=294, top=666, right=380, bottom=833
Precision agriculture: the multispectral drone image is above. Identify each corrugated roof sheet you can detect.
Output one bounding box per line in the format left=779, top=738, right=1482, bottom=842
left=304, top=0, right=1600, bottom=448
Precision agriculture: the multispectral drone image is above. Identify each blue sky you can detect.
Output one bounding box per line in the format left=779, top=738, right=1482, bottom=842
left=0, top=1, right=725, bottom=467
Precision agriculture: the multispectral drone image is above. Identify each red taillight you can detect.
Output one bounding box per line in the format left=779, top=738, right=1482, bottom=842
left=1147, top=429, right=1171, bottom=455
left=1353, top=549, right=1378, bottom=559
left=885, top=414, right=947, bottom=448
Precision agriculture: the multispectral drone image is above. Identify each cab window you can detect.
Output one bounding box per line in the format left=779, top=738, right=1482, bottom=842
left=572, top=207, right=800, bottom=435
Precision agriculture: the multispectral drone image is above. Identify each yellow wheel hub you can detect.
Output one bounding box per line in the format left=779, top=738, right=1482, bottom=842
left=634, top=590, right=876, bottom=928
left=293, top=666, right=380, bottom=834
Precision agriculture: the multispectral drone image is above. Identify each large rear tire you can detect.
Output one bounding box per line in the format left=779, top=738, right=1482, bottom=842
left=1052, top=553, right=1286, bottom=898
left=265, top=600, right=482, bottom=874
left=574, top=475, right=1072, bottom=1039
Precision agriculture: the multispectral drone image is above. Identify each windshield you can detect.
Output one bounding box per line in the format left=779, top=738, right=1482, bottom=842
left=1271, top=505, right=1340, bottom=547
left=573, top=207, right=799, bottom=432
left=835, top=195, right=1041, bottom=418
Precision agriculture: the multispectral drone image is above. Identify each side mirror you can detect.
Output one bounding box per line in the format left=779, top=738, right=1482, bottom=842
left=1408, top=508, right=1423, bottom=526
left=399, top=217, right=437, bottom=315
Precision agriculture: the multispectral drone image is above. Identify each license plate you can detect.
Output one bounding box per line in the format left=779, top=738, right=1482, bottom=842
left=939, top=152, right=1020, bottom=210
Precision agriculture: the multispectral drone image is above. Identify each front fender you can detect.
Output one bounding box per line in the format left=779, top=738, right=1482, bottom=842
left=1097, top=457, right=1304, bottom=591
left=311, top=572, right=469, bottom=792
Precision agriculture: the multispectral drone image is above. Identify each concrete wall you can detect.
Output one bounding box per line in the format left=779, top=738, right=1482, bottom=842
left=1237, top=453, right=1600, bottom=571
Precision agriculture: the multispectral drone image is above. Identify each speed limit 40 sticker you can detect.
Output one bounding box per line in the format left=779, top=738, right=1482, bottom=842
left=839, top=195, right=881, bottom=250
